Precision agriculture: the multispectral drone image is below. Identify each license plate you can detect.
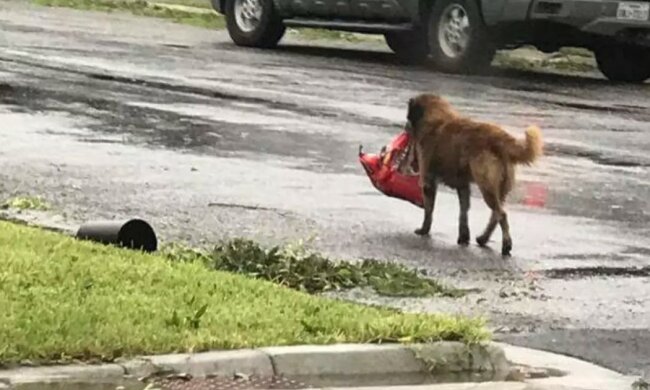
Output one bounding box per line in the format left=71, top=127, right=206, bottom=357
left=616, top=2, right=650, bottom=21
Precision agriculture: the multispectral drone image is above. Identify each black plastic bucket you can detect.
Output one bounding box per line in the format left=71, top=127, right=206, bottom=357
left=76, top=219, right=157, bottom=252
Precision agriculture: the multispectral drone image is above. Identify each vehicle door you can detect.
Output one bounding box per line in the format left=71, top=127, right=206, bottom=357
left=277, top=0, right=353, bottom=18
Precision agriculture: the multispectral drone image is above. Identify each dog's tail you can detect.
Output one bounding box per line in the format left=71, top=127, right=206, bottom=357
left=501, top=125, right=543, bottom=165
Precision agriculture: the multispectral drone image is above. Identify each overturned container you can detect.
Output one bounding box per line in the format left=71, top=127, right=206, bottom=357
left=76, top=218, right=158, bottom=252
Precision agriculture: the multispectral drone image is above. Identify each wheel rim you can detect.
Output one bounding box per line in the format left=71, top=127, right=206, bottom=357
left=234, top=0, right=263, bottom=33
left=437, top=3, right=470, bottom=58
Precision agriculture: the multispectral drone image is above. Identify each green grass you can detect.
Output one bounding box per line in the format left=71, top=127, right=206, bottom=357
left=34, top=0, right=226, bottom=29
left=289, top=28, right=368, bottom=42
left=558, top=47, right=593, bottom=58
left=493, top=48, right=596, bottom=73
left=1, top=196, right=51, bottom=211
left=0, top=221, right=488, bottom=365
left=154, top=0, right=212, bottom=8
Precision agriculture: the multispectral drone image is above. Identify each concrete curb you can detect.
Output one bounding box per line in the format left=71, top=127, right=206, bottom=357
left=0, top=342, right=640, bottom=389
left=1, top=342, right=639, bottom=390
left=1, top=342, right=507, bottom=385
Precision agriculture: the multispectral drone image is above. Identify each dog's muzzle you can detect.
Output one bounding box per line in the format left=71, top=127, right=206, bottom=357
left=404, top=121, right=413, bottom=134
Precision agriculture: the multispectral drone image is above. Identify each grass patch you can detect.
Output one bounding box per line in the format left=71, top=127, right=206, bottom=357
left=162, top=238, right=465, bottom=298
left=1, top=196, right=51, bottom=211
left=0, top=221, right=488, bottom=365
left=33, top=0, right=226, bottom=29
left=289, top=28, right=368, bottom=42
left=541, top=55, right=596, bottom=73
left=558, top=47, right=593, bottom=58
left=32, top=0, right=378, bottom=42
left=493, top=48, right=596, bottom=73
left=492, top=52, right=537, bottom=71
left=154, top=0, right=212, bottom=8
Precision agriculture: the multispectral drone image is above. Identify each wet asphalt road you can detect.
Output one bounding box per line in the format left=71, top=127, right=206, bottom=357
left=1, top=1, right=649, bottom=379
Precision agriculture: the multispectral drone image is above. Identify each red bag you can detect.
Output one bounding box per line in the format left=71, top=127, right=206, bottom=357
left=359, top=131, right=423, bottom=208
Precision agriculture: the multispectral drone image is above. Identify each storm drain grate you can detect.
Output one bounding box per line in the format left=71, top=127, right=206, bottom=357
left=151, top=375, right=315, bottom=390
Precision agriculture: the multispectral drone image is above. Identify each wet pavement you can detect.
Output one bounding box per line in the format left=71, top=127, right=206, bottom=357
left=1, top=0, right=649, bottom=379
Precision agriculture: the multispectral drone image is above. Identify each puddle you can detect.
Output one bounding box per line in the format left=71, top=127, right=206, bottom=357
left=544, top=266, right=650, bottom=279
left=0, top=82, right=356, bottom=171
left=161, top=44, right=191, bottom=49
left=546, top=143, right=650, bottom=168
left=128, top=102, right=302, bottom=128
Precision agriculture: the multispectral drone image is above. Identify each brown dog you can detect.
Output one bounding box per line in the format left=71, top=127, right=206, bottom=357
left=404, top=93, right=543, bottom=256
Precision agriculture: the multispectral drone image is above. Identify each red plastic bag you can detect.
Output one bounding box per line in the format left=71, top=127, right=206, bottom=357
left=358, top=131, right=423, bottom=208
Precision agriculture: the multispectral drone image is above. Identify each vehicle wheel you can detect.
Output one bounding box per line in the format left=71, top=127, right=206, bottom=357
left=384, top=30, right=429, bottom=65
left=427, top=0, right=495, bottom=74
left=225, top=0, right=285, bottom=48
left=594, top=45, right=650, bottom=83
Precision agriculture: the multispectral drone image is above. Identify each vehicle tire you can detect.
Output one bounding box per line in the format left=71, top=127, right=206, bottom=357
left=384, top=30, right=430, bottom=65
left=594, top=45, right=650, bottom=83
left=225, top=0, right=285, bottom=48
left=427, top=0, right=495, bottom=74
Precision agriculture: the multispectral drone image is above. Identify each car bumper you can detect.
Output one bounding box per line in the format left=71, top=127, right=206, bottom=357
left=529, top=0, right=650, bottom=44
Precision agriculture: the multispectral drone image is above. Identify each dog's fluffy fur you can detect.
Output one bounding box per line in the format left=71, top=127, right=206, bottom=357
left=405, top=93, right=543, bottom=256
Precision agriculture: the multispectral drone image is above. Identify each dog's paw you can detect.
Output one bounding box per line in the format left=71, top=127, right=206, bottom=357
left=414, top=227, right=430, bottom=236
left=458, top=227, right=470, bottom=246
left=501, top=240, right=513, bottom=257
left=476, top=235, right=489, bottom=247
left=457, top=235, right=470, bottom=246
